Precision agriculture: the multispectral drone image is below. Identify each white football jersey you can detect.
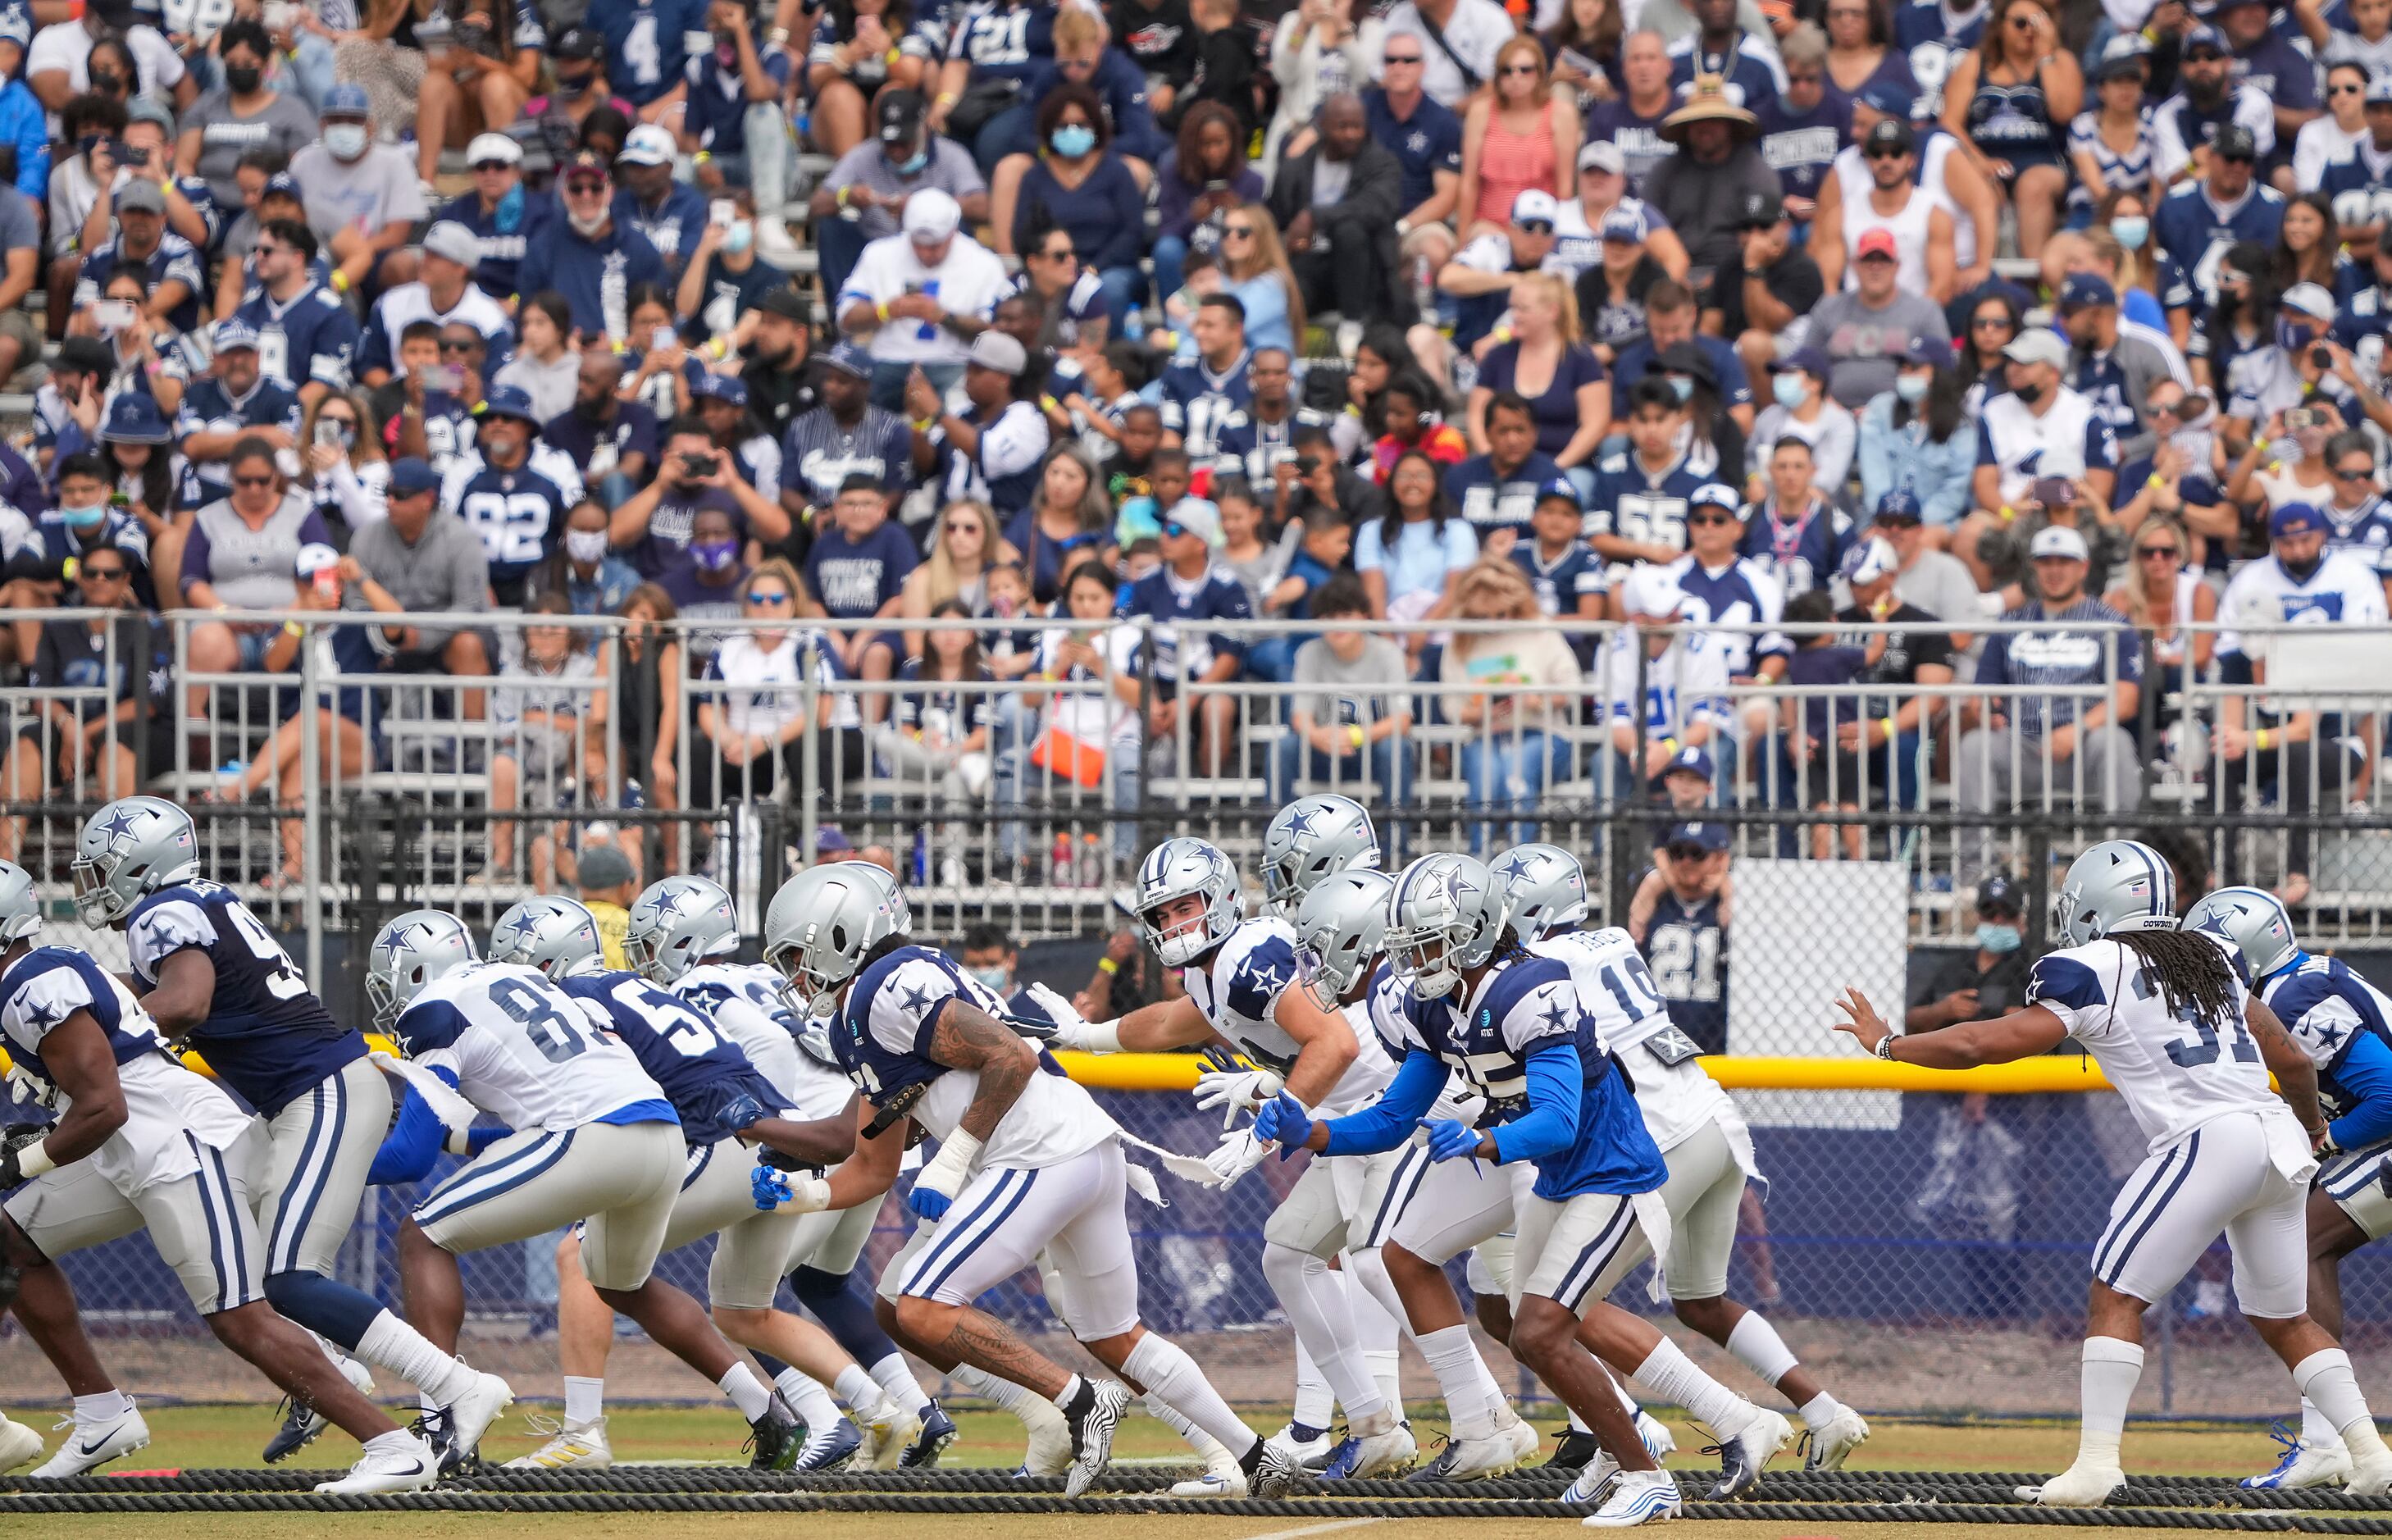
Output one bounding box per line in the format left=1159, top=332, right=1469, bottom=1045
left=673, top=960, right=850, bottom=1119
left=1182, top=918, right=1396, bottom=1117
left=395, top=961, right=667, bottom=1133
left=0, top=944, right=251, bottom=1196
left=1533, top=925, right=1730, bottom=1154
left=2025, top=933, right=2288, bottom=1152
left=849, top=947, right=1115, bottom=1169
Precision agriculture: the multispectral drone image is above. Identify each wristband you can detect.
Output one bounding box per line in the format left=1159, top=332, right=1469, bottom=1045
left=836, top=185, right=849, bottom=207
left=874, top=299, right=890, bottom=323
left=1661, top=736, right=1679, bottom=752
left=2257, top=728, right=2272, bottom=752
left=1348, top=725, right=1365, bottom=749
left=910, top=416, right=935, bottom=431
left=768, top=25, right=788, bottom=40
left=1997, top=503, right=2014, bottom=521
left=1880, top=715, right=1896, bottom=739
left=331, top=270, right=350, bottom=292
left=694, top=150, right=712, bottom=164
left=2147, top=473, right=2165, bottom=489
left=15, top=1139, right=54, bottom=1178
left=935, top=89, right=959, bottom=104
left=284, top=621, right=304, bottom=638
left=1394, top=217, right=1411, bottom=237
left=1875, top=1033, right=1898, bottom=1061
left=1097, top=956, right=1120, bottom=975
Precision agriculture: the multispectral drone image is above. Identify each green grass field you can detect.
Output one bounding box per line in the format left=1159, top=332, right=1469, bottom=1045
left=0, top=1403, right=2313, bottom=1540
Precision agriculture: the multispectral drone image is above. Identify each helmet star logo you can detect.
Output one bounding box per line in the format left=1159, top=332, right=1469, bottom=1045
left=649, top=886, right=690, bottom=920
left=1493, top=854, right=1536, bottom=885
left=378, top=920, right=433, bottom=966
left=93, top=805, right=144, bottom=845
left=1442, top=866, right=1478, bottom=904
left=1283, top=806, right=1319, bottom=838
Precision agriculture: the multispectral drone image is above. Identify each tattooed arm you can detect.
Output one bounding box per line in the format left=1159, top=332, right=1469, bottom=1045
left=923, top=1000, right=1039, bottom=1146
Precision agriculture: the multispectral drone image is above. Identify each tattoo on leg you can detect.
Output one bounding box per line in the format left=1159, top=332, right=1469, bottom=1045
left=938, top=1305, right=1065, bottom=1394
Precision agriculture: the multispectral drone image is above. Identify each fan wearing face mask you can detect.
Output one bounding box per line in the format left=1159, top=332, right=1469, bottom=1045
left=286, top=84, right=430, bottom=299
left=674, top=186, right=795, bottom=341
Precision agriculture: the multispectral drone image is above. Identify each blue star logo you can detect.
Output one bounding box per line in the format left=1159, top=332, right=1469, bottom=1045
left=21, top=996, right=62, bottom=1033
left=1537, top=991, right=1574, bottom=1037
left=377, top=920, right=433, bottom=968
left=2317, top=1020, right=2349, bottom=1053
left=1283, top=806, right=1319, bottom=839
left=1493, top=854, right=1536, bottom=886
left=2190, top=909, right=2235, bottom=941
left=497, top=910, right=542, bottom=948
left=93, top=805, right=143, bottom=845
left=899, top=981, right=935, bottom=1016
left=1442, top=866, right=1478, bottom=905
left=649, top=886, right=691, bottom=921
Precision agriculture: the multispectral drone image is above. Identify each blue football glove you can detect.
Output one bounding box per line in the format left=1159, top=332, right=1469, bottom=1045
left=752, top=1164, right=831, bottom=1214
left=908, top=1179, right=954, bottom=1221
left=1425, top=1119, right=1485, bottom=1164
left=752, top=1164, right=793, bottom=1211
left=1252, top=1090, right=1314, bottom=1157
left=906, top=1131, right=978, bottom=1221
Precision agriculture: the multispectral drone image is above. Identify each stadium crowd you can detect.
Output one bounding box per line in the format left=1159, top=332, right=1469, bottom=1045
left=3, top=0, right=2392, bottom=895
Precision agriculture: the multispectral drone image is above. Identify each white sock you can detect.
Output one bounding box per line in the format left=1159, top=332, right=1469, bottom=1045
left=1292, top=1337, right=1335, bottom=1429
left=1147, top=1391, right=1231, bottom=1459
left=832, top=1365, right=880, bottom=1413
left=1417, top=1324, right=1497, bottom=1440
left=1051, top=1373, right=1087, bottom=1414
left=869, top=1351, right=933, bottom=1417
left=1346, top=1264, right=1405, bottom=1411
left=1268, top=1242, right=1386, bottom=1425
left=1630, top=1339, right=1759, bottom=1442
left=953, top=1362, right=1045, bottom=1419
left=1122, top=1331, right=1257, bottom=1460
left=357, top=1310, right=477, bottom=1406
left=2293, top=1349, right=2389, bottom=1458
left=1365, top=1350, right=1403, bottom=1419
left=363, top=1428, right=420, bottom=1456
left=73, top=1391, right=133, bottom=1424
left=777, top=1368, right=842, bottom=1431
left=1724, top=1311, right=1801, bottom=1389
left=1797, top=1391, right=1842, bottom=1434
left=2076, top=1337, right=2144, bottom=1469
left=2300, top=1396, right=2340, bottom=1447
left=719, top=1363, right=773, bottom=1421
left=563, top=1376, right=605, bottom=1428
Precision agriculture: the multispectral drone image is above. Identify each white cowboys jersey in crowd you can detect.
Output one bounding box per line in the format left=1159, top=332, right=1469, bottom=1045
left=391, top=959, right=666, bottom=1131
left=0, top=945, right=251, bottom=1195
left=672, top=959, right=855, bottom=1119
left=1182, top=917, right=1396, bottom=1117
left=2024, top=931, right=2296, bottom=1154
left=1535, top=924, right=1734, bottom=1155
left=841, top=946, right=1115, bottom=1167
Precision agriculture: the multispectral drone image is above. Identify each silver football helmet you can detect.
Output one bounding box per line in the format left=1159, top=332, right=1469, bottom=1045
left=0, top=859, right=39, bottom=945
left=762, top=862, right=912, bottom=1014
left=1492, top=843, right=1588, bottom=942
left=625, top=875, right=740, bottom=982
left=2054, top=840, right=2180, bottom=948
left=367, top=909, right=480, bottom=1029
left=1260, top=795, right=1381, bottom=918
left=1385, top=853, right=1506, bottom=1000
left=1292, top=869, right=1395, bottom=1011
left=1135, top=836, right=1245, bottom=967
left=73, top=796, right=199, bottom=926
left=2183, top=886, right=2299, bottom=981
left=488, top=897, right=607, bottom=980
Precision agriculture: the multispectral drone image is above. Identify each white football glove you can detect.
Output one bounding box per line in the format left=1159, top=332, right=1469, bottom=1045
left=1023, top=982, right=1087, bottom=1028
left=1201, top=1127, right=1273, bottom=1189
left=1047, top=1017, right=1124, bottom=1054
left=909, top=1129, right=983, bottom=1220
left=1191, top=1065, right=1285, bottom=1129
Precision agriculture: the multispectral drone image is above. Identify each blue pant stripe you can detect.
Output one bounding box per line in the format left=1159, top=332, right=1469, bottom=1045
left=1550, top=1197, right=1635, bottom=1311
left=272, top=1071, right=348, bottom=1275
left=417, top=1128, right=567, bottom=1215
left=416, top=1132, right=576, bottom=1228
left=918, top=1169, right=1040, bottom=1298
left=2091, top=1140, right=2185, bottom=1281
left=1367, top=1145, right=1432, bottom=1250
left=2101, top=1132, right=2203, bottom=1290
left=208, top=1146, right=254, bottom=1308
left=187, top=1134, right=231, bottom=1313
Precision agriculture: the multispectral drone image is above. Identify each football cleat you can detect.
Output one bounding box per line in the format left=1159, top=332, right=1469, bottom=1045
left=857, top=1398, right=920, bottom=1470
left=262, top=1397, right=330, bottom=1465
left=31, top=1403, right=148, bottom=1477
left=2018, top=1461, right=2126, bottom=1506
left=1248, top=1436, right=1305, bottom=1497
left=795, top=1416, right=863, bottom=1473
left=902, top=1400, right=958, bottom=1468
left=1637, top=1411, right=1677, bottom=1462
left=1802, top=1408, right=1869, bottom=1472
left=747, top=1398, right=804, bottom=1470
left=2243, top=1424, right=2353, bottom=1490
left=0, top=1415, right=42, bottom=1474
left=1169, top=1438, right=1247, bottom=1497
left=1440, top=1433, right=1522, bottom=1481
left=1545, top=1427, right=1602, bottom=1471
left=505, top=1416, right=613, bottom=1470
left=1705, top=1408, right=1792, bottom=1501
left=1582, top=1469, right=1683, bottom=1528
left=2343, top=1444, right=2392, bottom=1497
left=1342, top=1419, right=1418, bottom=1479
left=314, top=1436, right=439, bottom=1495
left=1267, top=1422, right=1333, bottom=1469
left=1017, top=1392, right=1074, bottom=1478
left=1063, top=1378, right=1132, bottom=1497
left=443, top=1371, right=515, bottom=1466
left=1407, top=1438, right=1461, bottom=1481
left=1501, top=1411, right=1542, bottom=1465
left=1566, top=1447, right=1622, bottom=1506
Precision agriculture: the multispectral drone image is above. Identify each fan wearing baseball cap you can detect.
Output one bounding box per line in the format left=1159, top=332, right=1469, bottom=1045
left=836, top=187, right=1013, bottom=412
left=2052, top=271, right=2181, bottom=463
left=429, top=133, right=537, bottom=298
left=516, top=153, right=667, bottom=344
left=355, top=220, right=517, bottom=394
left=1831, top=534, right=1955, bottom=819
left=2150, top=121, right=2285, bottom=296
left=1807, top=220, right=1953, bottom=409
left=1963, top=328, right=2119, bottom=579
left=1437, top=188, right=1565, bottom=351
left=1705, top=188, right=1822, bottom=390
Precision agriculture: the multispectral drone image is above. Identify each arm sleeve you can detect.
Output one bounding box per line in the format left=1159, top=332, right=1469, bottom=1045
left=1319, top=1046, right=1452, bottom=1155
left=367, top=1066, right=461, bottom=1184
left=2329, top=1030, right=2392, bottom=1150
left=1488, top=1042, right=1585, bottom=1165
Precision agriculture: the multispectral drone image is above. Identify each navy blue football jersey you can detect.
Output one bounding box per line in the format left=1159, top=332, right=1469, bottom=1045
left=1643, top=891, right=1727, bottom=1055
left=557, top=969, right=784, bottom=1146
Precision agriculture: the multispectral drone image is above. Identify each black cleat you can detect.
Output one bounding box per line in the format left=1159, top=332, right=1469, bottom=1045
left=1544, top=1428, right=1602, bottom=1471
left=262, top=1396, right=328, bottom=1464
left=747, top=1397, right=804, bottom=1470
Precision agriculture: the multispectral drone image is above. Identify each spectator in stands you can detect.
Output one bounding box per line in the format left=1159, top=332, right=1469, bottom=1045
left=210, top=162, right=305, bottom=308
left=1436, top=189, right=1563, bottom=357
left=2, top=447, right=148, bottom=660
left=175, top=20, right=315, bottom=207
left=1357, top=445, right=1476, bottom=669
left=900, top=499, right=1003, bottom=639
left=603, top=584, right=681, bottom=813
left=674, top=187, right=794, bottom=339
left=1119, top=498, right=1251, bottom=775
left=611, top=415, right=744, bottom=585
left=289, top=84, right=427, bottom=295
left=298, top=389, right=388, bottom=542
left=1703, top=189, right=1821, bottom=390
left=484, top=592, right=598, bottom=886
left=439, top=385, right=584, bottom=607
left=608, top=123, right=709, bottom=280
left=687, top=375, right=790, bottom=540
left=1957, top=326, right=2120, bottom=584
left=177, top=320, right=303, bottom=513
left=778, top=340, right=911, bottom=540
left=96, top=393, right=175, bottom=571
left=1273, top=570, right=1413, bottom=805
left=1821, top=0, right=1903, bottom=100
left=1514, top=478, right=1606, bottom=638
left=1643, top=75, right=1778, bottom=276
left=658, top=503, right=749, bottom=667
left=1939, top=0, right=2077, bottom=258
left=1753, top=26, right=1843, bottom=221
left=1584, top=375, right=1724, bottom=570
left=1008, top=446, right=1114, bottom=604
left=523, top=501, right=642, bottom=643
left=1585, top=29, right=1676, bottom=196
left=348, top=453, right=494, bottom=694
left=518, top=151, right=667, bottom=347
left=72, top=176, right=204, bottom=336
left=490, top=293, right=579, bottom=426
left=34, top=335, right=113, bottom=474
left=998, top=6, right=1169, bottom=170
left=803, top=469, right=916, bottom=700
left=1751, top=349, right=1854, bottom=494
left=1444, top=556, right=1583, bottom=852
left=1451, top=391, right=1565, bottom=554
left=1869, top=488, right=1981, bottom=645
left=1815, top=118, right=1954, bottom=303
left=690, top=556, right=814, bottom=809
left=2112, top=381, right=2231, bottom=562
left=1268, top=97, right=1405, bottom=338
left=913, top=329, right=1051, bottom=522
left=2154, top=124, right=2283, bottom=317
left=547, top=352, right=658, bottom=512
left=1214, top=207, right=1304, bottom=357
left=1957, top=523, right=2144, bottom=855
left=840, top=186, right=1008, bottom=411
left=2272, top=192, right=2348, bottom=303
left=26, top=0, right=187, bottom=111
left=181, top=435, right=335, bottom=689
left=1571, top=203, right=1663, bottom=363
left=1742, top=435, right=1849, bottom=595
left=1267, top=0, right=1380, bottom=166
left=811, top=90, right=990, bottom=306
left=1009, top=555, right=1139, bottom=872
left=1458, top=36, right=1578, bottom=239
left=1814, top=229, right=1952, bottom=413
left=878, top=597, right=996, bottom=886
left=740, top=289, right=818, bottom=441
left=676, top=0, right=801, bottom=257
left=1365, top=34, right=1465, bottom=292
left=1471, top=271, right=1609, bottom=498
left=1855, top=337, right=1971, bottom=529
left=432, top=133, right=540, bottom=302
left=0, top=538, right=172, bottom=863
left=2225, top=282, right=2353, bottom=446
left=991, top=83, right=1147, bottom=328
left=1382, top=0, right=1510, bottom=110
left=232, top=221, right=361, bottom=412
left=2101, top=513, right=2213, bottom=775
left=2068, top=41, right=2159, bottom=221
left=806, top=0, right=935, bottom=160
left=2149, top=24, right=2270, bottom=186
left=1834, top=534, right=1952, bottom=820
left=2054, top=271, right=2181, bottom=467
left=1611, top=277, right=1755, bottom=431
left=1606, top=560, right=1731, bottom=796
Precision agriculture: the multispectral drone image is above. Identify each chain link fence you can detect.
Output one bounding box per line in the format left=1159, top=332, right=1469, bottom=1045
left=8, top=610, right=2392, bottom=1420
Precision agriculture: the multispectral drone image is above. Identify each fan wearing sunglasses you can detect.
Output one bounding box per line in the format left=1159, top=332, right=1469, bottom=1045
left=2111, top=382, right=2231, bottom=566
left=2098, top=517, right=2215, bottom=777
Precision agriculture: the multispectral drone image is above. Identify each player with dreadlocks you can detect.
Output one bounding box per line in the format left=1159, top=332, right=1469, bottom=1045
left=1834, top=840, right=2392, bottom=1506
